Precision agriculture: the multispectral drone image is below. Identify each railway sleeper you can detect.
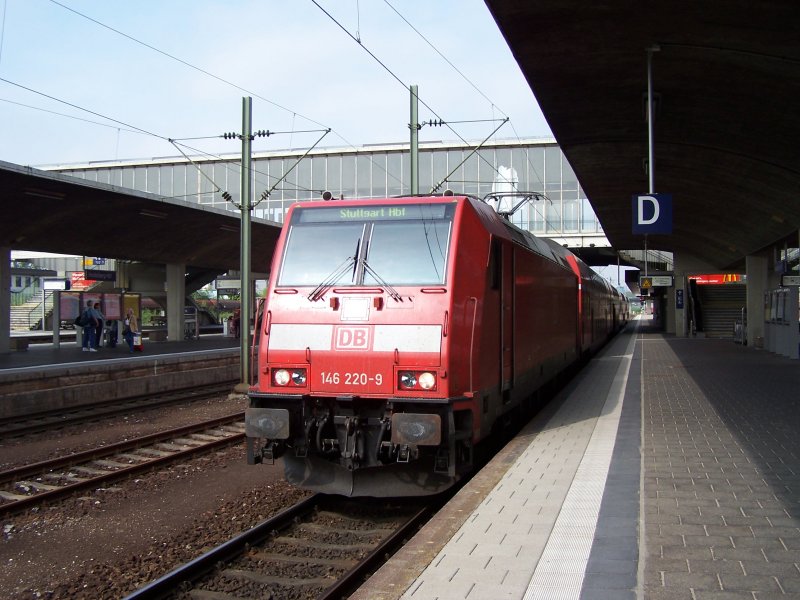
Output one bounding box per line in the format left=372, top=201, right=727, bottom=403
left=221, top=568, right=331, bottom=587
left=16, top=480, right=60, bottom=492
left=297, top=522, right=394, bottom=537
left=252, top=552, right=357, bottom=569
left=0, top=490, right=28, bottom=501
left=272, top=535, right=374, bottom=552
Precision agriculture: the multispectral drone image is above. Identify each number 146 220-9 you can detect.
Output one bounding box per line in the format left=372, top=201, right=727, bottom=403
left=320, top=372, right=383, bottom=386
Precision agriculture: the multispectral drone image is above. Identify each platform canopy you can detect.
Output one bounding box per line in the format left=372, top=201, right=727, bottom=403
left=0, top=161, right=280, bottom=272
left=485, top=0, right=799, bottom=269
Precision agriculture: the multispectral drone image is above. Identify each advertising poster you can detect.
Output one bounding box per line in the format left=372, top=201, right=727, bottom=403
left=122, top=294, right=141, bottom=319
left=103, top=294, right=122, bottom=320
left=83, top=293, right=102, bottom=316
left=60, top=291, right=82, bottom=319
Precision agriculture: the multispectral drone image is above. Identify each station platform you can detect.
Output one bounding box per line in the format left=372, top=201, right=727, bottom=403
left=354, top=317, right=800, bottom=600
left=0, top=333, right=242, bottom=420
left=0, top=332, right=240, bottom=372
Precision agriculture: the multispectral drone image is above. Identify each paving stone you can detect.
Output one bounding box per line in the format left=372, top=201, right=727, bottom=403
left=718, top=573, right=784, bottom=593
left=641, top=334, right=800, bottom=600
left=688, top=559, right=745, bottom=575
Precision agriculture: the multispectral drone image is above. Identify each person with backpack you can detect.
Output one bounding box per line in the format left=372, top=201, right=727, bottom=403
left=80, top=300, right=99, bottom=352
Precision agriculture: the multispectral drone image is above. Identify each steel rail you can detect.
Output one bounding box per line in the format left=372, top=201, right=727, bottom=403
left=123, top=494, right=440, bottom=600
left=0, top=413, right=245, bottom=518
left=316, top=501, right=437, bottom=600
left=0, top=380, right=238, bottom=438
left=121, top=494, right=321, bottom=600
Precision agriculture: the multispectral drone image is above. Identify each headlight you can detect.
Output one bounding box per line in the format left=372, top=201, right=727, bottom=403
left=398, top=370, right=436, bottom=391
left=418, top=372, right=436, bottom=390
left=273, top=369, right=291, bottom=386
left=399, top=372, right=417, bottom=389
left=272, top=368, right=307, bottom=387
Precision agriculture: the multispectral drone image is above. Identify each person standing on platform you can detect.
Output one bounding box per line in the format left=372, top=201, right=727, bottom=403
left=123, top=308, right=139, bottom=353
left=93, top=302, right=105, bottom=348
left=81, top=300, right=98, bottom=352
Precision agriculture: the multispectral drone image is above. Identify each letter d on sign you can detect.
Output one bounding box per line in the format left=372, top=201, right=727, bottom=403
left=632, top=193, right=672, bottom=234
left=637, top=195, right=660, bottom=225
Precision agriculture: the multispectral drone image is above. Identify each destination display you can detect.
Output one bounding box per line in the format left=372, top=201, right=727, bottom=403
left=296, top=203, right=451, bottom=223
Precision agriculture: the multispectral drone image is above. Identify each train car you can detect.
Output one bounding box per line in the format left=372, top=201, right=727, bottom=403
left=246, top=194, right=626, bottom=497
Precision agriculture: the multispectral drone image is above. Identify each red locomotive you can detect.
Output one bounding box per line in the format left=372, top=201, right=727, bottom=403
left=246, top=194, right=627, bottom=496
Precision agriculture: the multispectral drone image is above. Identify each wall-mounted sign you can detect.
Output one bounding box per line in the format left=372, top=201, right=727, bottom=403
left=781, top=275, right=800, bottom=287
left=84, top=269, right=116, bottom=282
left=689, top=274, right=743, bottom=284
left=640, top=276, right=673, bottom=288
left=215, top=279, right=241, bottom=291
left=43, top=279, right=69, bottom=290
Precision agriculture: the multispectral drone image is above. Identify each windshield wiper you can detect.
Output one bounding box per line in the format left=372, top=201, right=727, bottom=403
left=360, top=259, right=402, bottom=302
left=307, top=255, right=356, bottom=302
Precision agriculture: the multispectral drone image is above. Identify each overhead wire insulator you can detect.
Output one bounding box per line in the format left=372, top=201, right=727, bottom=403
left=222, top=132, right=238, bottom=140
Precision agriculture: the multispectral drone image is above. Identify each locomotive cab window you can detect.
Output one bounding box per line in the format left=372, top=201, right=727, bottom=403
left=277, top=203, right=454, bottom=287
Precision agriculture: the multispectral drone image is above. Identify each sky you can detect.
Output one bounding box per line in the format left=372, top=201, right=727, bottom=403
left=0, top=0, right=553, bottom=168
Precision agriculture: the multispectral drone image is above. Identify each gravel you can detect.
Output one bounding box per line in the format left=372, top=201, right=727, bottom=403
left=0, top=394, right=310, bottom=599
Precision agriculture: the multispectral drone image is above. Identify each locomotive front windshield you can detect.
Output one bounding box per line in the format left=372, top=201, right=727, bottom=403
left=277, top=203, right=454, bottom=287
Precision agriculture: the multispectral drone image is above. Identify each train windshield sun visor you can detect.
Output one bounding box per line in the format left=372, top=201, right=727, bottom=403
left=278, top=203, right=454, bottom=290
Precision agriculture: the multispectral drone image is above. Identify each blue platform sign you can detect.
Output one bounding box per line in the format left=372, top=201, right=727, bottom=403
left=632, top=193, right=672, bottom=234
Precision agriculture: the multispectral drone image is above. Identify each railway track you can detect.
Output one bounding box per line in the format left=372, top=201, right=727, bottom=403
left=125, top=493, right=439, bottom=600
left=0, top=381, right=238, bottom=439
left=0, top=412, right=245, bottom=518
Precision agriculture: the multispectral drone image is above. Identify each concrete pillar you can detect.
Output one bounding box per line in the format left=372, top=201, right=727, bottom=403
left=1, top=246, right=10, bottom=354
left=746, top=254, right=768, bottom=347
left=670, top=271, right=686, bottom=337
left=664, top=284, right=676, bottom=334
left=166, top=263, right=185, bottom=342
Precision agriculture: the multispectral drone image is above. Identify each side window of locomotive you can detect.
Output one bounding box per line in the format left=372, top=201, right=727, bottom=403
left=366, top=219, right=451, bottom=285
left=278, top=222, right=363, bottom=286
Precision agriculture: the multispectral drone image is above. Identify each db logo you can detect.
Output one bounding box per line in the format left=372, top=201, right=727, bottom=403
left=334, top=326, right=370, bottom=350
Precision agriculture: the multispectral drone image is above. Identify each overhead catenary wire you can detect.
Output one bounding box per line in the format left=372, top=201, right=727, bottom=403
left=46, top=0, right=326, bottom=132
left=0, top=97, right=142, bottom=135
left=42, top=0, right=403, bottom=192
left=310, top=0, right=520, bottom=193
left=0, top=76, right=167, bottom=142
left=6, top=1, right=551, bottom=211
left=1, top=74, right=322, bottom=201
left=382, top=0, right=547, bottom=194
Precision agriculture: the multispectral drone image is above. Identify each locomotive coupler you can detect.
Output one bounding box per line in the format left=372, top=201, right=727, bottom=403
left=396, top=444, right=419, bottom=463
left=261, top=441, right=279, bottom=465
left=247, top=437, right=283, bottom=465
left=341, top=416, right=362, bottom=470
left=378, top=440, right=393, bottom=462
